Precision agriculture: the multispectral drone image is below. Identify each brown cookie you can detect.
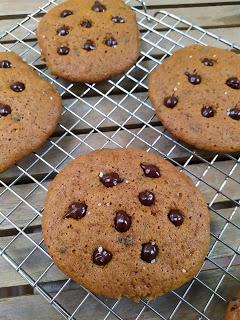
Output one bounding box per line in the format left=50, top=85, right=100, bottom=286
left=148, top=45, right=240, bottom=153
left=37, top=0, right=140, bottom=83
left=0, top=52, right=62, bottom=173
left=225, top=292, right=240, bottom=320
left=42, top=148, right=210, bottom=300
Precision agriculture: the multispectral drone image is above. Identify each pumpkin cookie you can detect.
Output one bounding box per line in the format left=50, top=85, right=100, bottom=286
left=149, top=45, right=240, bottom=153
left=0, top=52, right=61, bottom=173
left=42, top=148, right=210, bottom=300
left=37, top=0, right=140, bottom=83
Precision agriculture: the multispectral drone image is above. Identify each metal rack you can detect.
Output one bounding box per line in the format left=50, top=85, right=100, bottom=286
left=0, top=1, right=239, bottom=319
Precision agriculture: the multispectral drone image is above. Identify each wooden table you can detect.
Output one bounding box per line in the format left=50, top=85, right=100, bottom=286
left=0, top=1, right=239, bottom=319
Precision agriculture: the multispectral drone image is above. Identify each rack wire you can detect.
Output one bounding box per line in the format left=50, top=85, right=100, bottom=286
left=0, top=1, right=239, bottom=319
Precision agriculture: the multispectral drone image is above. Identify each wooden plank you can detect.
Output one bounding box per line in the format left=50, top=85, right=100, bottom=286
left=1, top=5, right=240, bottom=41
left=0, top=1, right=239, bottom=18
left=0, top=1, right=48, bottom=17
left=0, top=121, right=239, bottom=192
left=0, top=265, right=239, bottom=320
left=0, top=115, right=237, bottom=175
left=0, top=205, right=239, bottom=288
left=0, top=162, right=239, bottom=232
left=0, top=288, right=64, bottom=320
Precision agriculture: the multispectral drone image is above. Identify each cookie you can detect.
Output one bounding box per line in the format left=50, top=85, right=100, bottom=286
left=148, top=45, right=240, bottom=153
left=225, top=292, right=240, bottom=320
left=0, top=52, right=62, bottom=173
left=36, top=0, right=140, bottom=83
left=42, top=148, right=210, bottom=300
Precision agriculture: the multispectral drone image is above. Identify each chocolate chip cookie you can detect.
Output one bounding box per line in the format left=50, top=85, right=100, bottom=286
left=148, top=45, right=240, bottom=153
left=0, top=52, right=62, bottom=173
left=225, top=292, right=240, bottom=320
left=37, top=0, right=140, bottom=83
left=42, top=148, right=210, bottom=300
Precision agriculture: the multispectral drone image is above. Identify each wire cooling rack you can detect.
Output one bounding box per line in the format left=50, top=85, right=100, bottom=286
left=0, top=1, right=239, bottom=319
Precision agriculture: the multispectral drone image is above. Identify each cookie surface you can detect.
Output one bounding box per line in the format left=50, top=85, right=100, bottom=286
left=225, top=292, right=240, bottom=320
left=148, top=45, right=240, bottom=153
left=43, top=148, right=210, bottom=300
left=37, top=0, right=140, bottom=83
left=0, top=52, right=62, bottom=173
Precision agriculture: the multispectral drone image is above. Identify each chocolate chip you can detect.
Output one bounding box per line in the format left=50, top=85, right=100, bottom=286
left=93, top=247, right=112, bottom=266
left=60, top=9, right=73, bottom=18
left=202, top=58, right=214, bottom=66
left=226, top=77, right=240, bottom=89
left=92, top=1, right=106, bottom=12
left=163, top=96, right=178, bottom=108
left=57, top=26, right=69, bottom=36
left=83, top=40, right=96, bottom=51
left=105, top=37, right=118, bottom=48
left=185, top=72, right=201, bottom=85
left=228, top=108, right=240, bottom=120
left=81, top=19, right=92, bottom=28
left=168, top=210, right=184, bottom=226
left=57, top=46, right=70, bottom=55
left=201, top=106, right=214, bottom=118
left=112, top=16, right=125, bottom=23
left=64, top=202, right=87, bottom=220
left=140, top=163, right=160, bottom=178
left=141, top=242, right=158, bottom=263
left=0, top=104, right=11, bottom=118
left=0, top=60, right=12, bottom=68
left=114, top=211, right=132, bottom=233
left=10, top=82, right=25, bottom=92
left=139, top=190, right=155, bottom=206
left=99, top=172, right=123, bottom=188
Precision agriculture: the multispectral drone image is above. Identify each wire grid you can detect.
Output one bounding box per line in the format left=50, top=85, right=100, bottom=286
left=0, top=1, right=239, bottom=319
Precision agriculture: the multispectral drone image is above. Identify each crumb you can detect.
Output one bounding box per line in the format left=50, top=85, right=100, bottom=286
left=59, top=246, right=66, bottom=254
left=177, top=82, right=180, bottom=86
left=225, top=92, right=228, bottom=95
left=189, top=55, right=192, bottom=58
left=174, top=87, right=178, bottom=92
left=99, top=172, right=103, bottom=178
left=106, top=203, right=111, bottom=207
left=125, top=180, right=129, bottom=184
left=118, top=235, right=134, bottom=246
left=213, top=54, right=217, bottom=58
left=98, top=203, right=101, bottom=207
left=182, top=268, right=186, bottom=273
left=50, top=96, right=53, bottom=100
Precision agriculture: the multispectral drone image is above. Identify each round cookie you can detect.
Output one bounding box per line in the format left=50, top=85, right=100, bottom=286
left=148, top=45, right=240, bottom=153
left=225, top=292, right=240, bottom=320
left=0, top=52, right=62, bottom=173
left=37, top=0, right=140, bottom=83
left=42, top=148, right=210, bottom=300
